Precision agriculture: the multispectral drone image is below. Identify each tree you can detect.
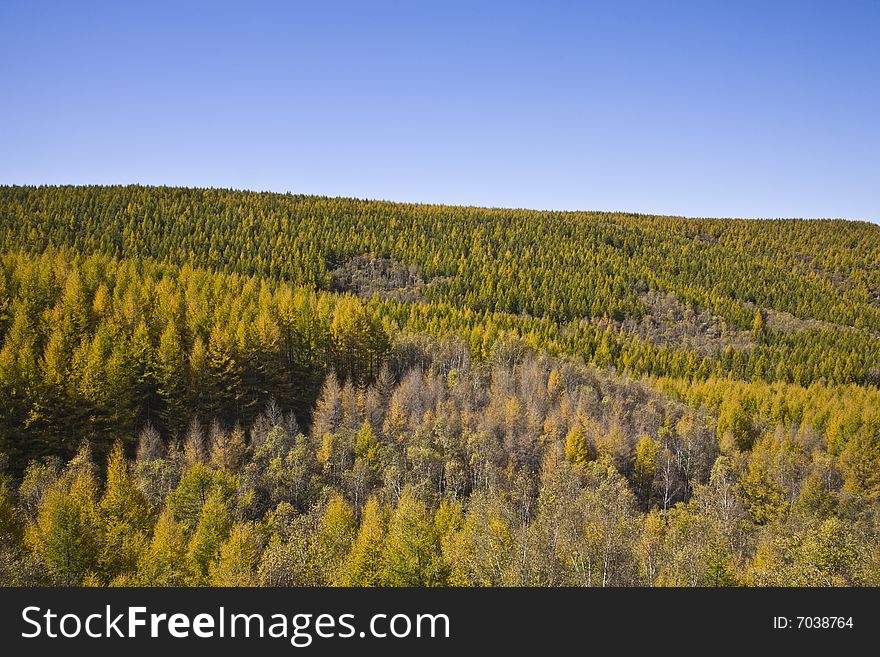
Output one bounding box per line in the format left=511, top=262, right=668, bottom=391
left=354, top=420, right=381, bottom=466
left=449, top=491, right=513, bottom=586
left=168, top=463, right=236, bottom=529
left=186, top=490, right=233, bottom=585
left=381, top=489, right=448, bottom=586
left=748, top=517, right=867, bottom=586
left=337, top=497, right=388, bottom=586
left=136, top=422, right=164, bottom=462
left=741, top=435, right=789, bottom=525
left=99, top=442, right=151, bottom=579
left=717, top=398, right=755, bottom=452
left=210, top=522, right=261, bottom=586
left=2, top=196, right=880, bottom=591
left=130, top=321, right=158, bottom=430
left=18, top=458, right=61, bottom=521
left=206, top=323, right=241, bottom=424
left=633, top=436, right=658, bottom=509
left=26, top=461, right=102, bottom=585
left=137, top=506, right=187, bottom=586
left=564, top=426, right=590, bottom=467
left=751, top=309, right=766, bottom=342
left=155, top=321, right=186, bottom=436
left=311, top=494, right=356, bottom=584
left=209, top=426, right=247, bottom=472
left=242, top=427, right=316, bottom=515
left=311, top=376, right=342, bottom=438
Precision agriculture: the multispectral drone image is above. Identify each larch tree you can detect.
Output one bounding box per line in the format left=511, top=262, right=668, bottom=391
left=381, top=489, right=448, bottom=586
left=209, top=522, right=261, bottom=586
left=99, top=441, right=152, bottom=581
left=337, top=497, right=388, bottom=586
left=137, top=506, right=188, bottom=586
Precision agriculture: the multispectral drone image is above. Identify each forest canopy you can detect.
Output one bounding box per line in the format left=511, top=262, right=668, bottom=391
left=0, top=184, right=878, bottom=587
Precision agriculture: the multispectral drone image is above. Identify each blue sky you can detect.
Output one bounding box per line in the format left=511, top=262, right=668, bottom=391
left=2, top=0, right=878, bottom=221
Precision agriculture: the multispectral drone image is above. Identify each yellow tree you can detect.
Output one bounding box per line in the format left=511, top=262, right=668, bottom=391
left=336, top=497, right=388, bottom=586
left=381, top=489, right=448, bottom=586
left=564, top=426, right=590, bottom=467
left=311, top=494, right=356, bottom=584
left=185, top=490, right=233, bottom=585
left=209, top=522, right=261, bottom=586
left=26, top=452, right=102, bottom=585
left=137, top=506, right=187, bottom=586
left=99, top=442, right=152, bottom=581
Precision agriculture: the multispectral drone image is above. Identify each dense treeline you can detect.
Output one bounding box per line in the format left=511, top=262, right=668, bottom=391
left=1, top=346, right=877, bottom=586
left=0, top=250, right=388, bottom=470
left=0, top=184, right=878, bottom=587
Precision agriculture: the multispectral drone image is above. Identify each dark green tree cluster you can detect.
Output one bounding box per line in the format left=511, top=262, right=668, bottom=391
left=0, top=250, right=389, bottom=470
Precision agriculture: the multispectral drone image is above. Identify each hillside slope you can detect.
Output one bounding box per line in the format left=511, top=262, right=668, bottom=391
left=0, top=185, right=878, bottom=587
left=2, top=185, right=879, bottom=388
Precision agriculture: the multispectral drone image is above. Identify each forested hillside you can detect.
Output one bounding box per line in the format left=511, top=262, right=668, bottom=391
left=0, top=185, right=878, bottom=586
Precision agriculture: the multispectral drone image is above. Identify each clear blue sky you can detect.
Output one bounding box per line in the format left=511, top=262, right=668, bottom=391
left=2, top=0, right=878, bottom=221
